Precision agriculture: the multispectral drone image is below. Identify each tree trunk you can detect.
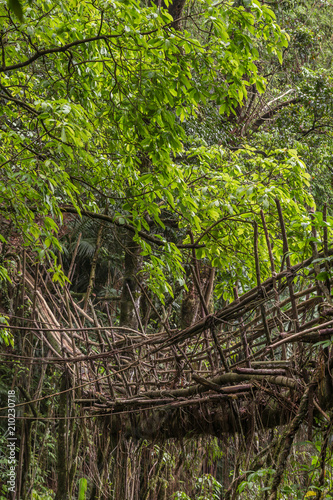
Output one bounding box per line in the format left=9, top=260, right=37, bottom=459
left=55, top=372, right=71, bottom=500
left=152, top=0, right=187, bottom=30
left=119, top=233, right=142, bottom=330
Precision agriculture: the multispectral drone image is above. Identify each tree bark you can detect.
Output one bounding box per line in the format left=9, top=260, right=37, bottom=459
left=119, top=233, right=142, bottom=330
left=152, top=0, right=187, bottom=30
left=55, top=372, right=71, bottom=500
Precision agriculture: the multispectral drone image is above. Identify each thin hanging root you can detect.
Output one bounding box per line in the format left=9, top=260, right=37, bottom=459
left=316, top=413, right=333, bottom=500
left=267, top=384, right=313, bottom=500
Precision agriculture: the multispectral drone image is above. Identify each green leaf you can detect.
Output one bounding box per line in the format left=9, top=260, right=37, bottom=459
left=44, top=217, right=59, bottom=231
left=78, top=478, right=87, bottom=500
left=61, top=127, right=67, bottom=142
left=8, top=0, right=23, bottom=21
left=316, top=271, right=330, bottom=281
left=256, top=79, right=266, bottom=94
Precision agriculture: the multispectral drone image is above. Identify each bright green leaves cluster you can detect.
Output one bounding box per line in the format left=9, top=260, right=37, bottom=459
left=174, top=146, right=315, bottom=300
left=199, top=0, right=289, bottom=114
left=7, top=0, right=23, bottom=22
left=0, top=314, right=13, bottom=347
left=256, top=66, right=333, bottom=209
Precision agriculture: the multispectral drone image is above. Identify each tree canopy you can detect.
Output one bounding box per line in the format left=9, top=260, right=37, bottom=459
left=1, top=0, right=312, bottom=299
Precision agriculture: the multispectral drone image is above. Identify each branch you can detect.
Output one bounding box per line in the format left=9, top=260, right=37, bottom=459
left=251, top=97, right=300, bottom=132
left=129, top=372, right=298, bottom=400
left=267, top=322, right=333, bottom=351
left=0, top=34, right=123, bottom=73
left=297, top=123, right=333, bottom=140
left=264, top=89, right=295, bottom=110
left=60, top=205, right=204, bottom=249
left=0, top=86, right=39, bottom=115
left=0, top=17, right=192, bottom=74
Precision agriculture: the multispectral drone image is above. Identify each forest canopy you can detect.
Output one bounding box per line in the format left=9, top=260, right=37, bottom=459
left=0, top=0, right=315, bottom=301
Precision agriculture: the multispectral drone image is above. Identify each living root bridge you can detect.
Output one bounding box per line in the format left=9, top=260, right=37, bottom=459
left=2, top=228, right=333, bottom=444
left=82, top=387, right=313, bottom=442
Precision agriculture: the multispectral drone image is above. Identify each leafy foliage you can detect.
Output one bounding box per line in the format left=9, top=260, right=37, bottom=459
left=0, top=0, right=302, bottom=300
left=1, top=0, right=333, bottom=499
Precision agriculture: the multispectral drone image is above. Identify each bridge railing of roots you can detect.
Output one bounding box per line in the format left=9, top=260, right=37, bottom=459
left=2, top=207, right=333, bottom=439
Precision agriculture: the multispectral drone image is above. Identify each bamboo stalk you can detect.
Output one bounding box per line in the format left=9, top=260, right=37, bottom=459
left=83, top=222, right=104, bottom=311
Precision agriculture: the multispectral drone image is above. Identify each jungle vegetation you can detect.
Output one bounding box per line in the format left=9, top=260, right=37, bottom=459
left=1, top=0, right=333, bottom=498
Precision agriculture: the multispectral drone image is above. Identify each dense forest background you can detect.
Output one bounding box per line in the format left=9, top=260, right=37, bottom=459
left=1, top=0, right=333, bottom=498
